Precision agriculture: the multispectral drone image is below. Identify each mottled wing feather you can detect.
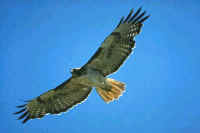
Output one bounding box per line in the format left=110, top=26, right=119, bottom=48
left=82, top=8, right=150, bottom=76
left=14, top=77, right=92, bottom=123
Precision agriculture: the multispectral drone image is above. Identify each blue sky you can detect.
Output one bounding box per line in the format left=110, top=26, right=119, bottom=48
left=1, top=0, right=200, bottom=133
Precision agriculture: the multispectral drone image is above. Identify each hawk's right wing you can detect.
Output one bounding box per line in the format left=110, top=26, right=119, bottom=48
left=14, top=77, right=92, bottom=123
left=82, top=8, right=150, bottom=76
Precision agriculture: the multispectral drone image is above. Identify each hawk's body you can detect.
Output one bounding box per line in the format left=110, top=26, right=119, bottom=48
left=14, top=8, right=150, bottom=123
left=72, top=68, right=106, bottom=88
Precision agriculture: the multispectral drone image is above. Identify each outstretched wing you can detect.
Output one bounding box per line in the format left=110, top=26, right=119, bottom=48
left=14, top=77, right=92, bottom=123
left=82, top=8, right=150, bottom=76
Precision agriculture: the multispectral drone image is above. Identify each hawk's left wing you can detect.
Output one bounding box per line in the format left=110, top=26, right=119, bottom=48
left=14, top=77, right=92, bottom=123
left=82, top=8, right=150, bottom=76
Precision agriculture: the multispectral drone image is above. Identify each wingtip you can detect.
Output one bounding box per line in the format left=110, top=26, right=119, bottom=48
left=16, top=104, right=26, bottom=108
left=132, top=10, right=147, bottom=23
left=138, top=14, right=150, bottom=23
left=116, top=16, right=125, bottom=28
left=146, top=15, right=151, bottom=20
left=17, top=111, right=28, bottom=120
left=138, top=7, right=142, bottom=12
left=130, top=8, right=134, bottom=13
left=22, top=116, right=30, bottom=124
left=13, top=108, right=26, bottom=115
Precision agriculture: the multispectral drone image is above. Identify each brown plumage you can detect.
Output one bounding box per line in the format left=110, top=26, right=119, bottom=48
left=14, top=78, right=92, bottom=123
left=82, top=8, right=150, bottom=76
left=14, top=8, right=150, bottom=124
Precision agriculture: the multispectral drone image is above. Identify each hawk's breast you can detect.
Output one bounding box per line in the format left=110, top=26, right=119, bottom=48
left=78, top=68, right=105, bottom=87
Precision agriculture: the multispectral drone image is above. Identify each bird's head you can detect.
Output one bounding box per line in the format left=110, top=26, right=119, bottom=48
left=70, top=68, right=81, bottom=77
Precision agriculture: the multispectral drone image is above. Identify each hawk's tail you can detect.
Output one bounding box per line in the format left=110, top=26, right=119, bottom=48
left=96, top=78, right=125, bottom=103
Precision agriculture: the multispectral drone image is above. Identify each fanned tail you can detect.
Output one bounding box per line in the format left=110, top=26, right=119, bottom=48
left=96, top=78, right=125, bottom=103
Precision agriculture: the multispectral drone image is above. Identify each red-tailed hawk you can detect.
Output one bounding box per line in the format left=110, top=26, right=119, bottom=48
left=14, top=8, right=150, bottom=123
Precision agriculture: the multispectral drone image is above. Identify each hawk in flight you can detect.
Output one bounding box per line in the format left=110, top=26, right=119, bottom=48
left=14, top=8, right=150, bottom=123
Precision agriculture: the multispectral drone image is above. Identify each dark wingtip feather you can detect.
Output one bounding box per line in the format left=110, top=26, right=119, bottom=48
left=116, top=16, right=124, bottom=28
left=132, top=11, right=146, bottom=24
left=14, top=102, right=31, bottom=124
left=13, top=108, right=26, bottom=114
left=116, top=7, right=150, bottom=28
left=124, top=9, right=134, bottom=23
left=128, top=7, right=142, bottom=22
left=138, top=15, right=150, bottom=23
left=17, top=111, right=28, bottom=120
left=136, top=7, right=142, bottom=13
left=22, top=116, right=30, bottom=124
left=16, top=104, right=26, bottom=108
